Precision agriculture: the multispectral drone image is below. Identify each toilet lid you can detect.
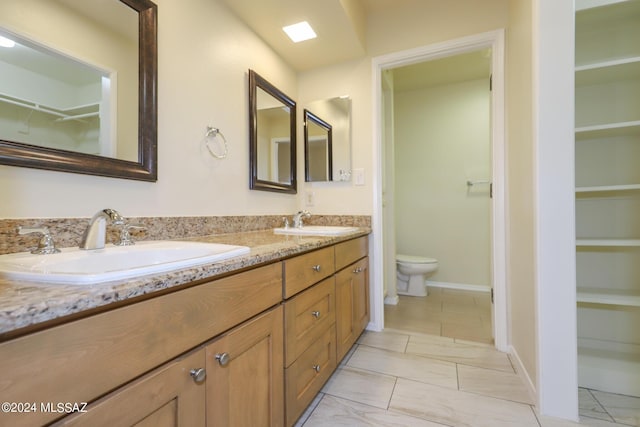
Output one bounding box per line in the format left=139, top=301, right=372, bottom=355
left=397, top=254, right=437, bottom=264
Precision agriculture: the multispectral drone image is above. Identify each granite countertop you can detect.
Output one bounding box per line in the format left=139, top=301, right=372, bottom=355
left=0, top=228, right=370, bottom=339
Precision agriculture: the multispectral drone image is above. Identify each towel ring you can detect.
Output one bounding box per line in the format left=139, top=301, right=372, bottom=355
left=205, top=126, right=228, bottom=159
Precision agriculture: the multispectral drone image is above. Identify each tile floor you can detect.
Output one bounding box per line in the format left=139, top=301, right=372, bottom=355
left=384, top=288, right=494, bottom=344
left=293, top=288, right=640, bottom=426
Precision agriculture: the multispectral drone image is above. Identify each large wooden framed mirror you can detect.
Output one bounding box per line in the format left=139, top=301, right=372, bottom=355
left=304, top=109, right=332, bottom=182
left=248, top=69, right=296, bottom=194
left=0, top=0, right=157, bottom=181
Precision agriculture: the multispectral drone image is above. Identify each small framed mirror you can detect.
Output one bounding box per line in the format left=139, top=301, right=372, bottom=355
left=304, top=96, right=351, bottom=182
left=304, top=109, right=332, bottom=182
left=248, top=69, right=296, bottom=194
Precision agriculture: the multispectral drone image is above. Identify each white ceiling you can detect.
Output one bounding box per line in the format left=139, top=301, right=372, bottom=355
left=219, top=0, right=401, bottom=71
left=220, top=0, right=491, bottom=90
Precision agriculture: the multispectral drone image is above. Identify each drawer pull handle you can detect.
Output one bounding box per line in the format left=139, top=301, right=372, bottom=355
left=312, top=264, right=321, bottom=272
left=311, top=310, right=321, bottom=318
left=353, top=267, right=363, bottom=274
left=313, top=364, right=321, bottom=373
left=189, top=368, right=206, bottom=383
left=215, top=353, right=230, bottom=367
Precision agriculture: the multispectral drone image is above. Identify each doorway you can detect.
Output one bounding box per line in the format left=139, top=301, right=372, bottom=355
left=371, top=30, right=508, bottom=351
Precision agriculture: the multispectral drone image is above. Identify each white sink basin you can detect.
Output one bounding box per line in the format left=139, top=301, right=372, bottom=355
left=274, top=225, right=359, bottom=236
left=0, top=241, right=250, bottom=285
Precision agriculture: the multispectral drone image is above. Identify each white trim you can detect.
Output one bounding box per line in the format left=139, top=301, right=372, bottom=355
left=371, top=29, right=508, bottom=350
left=384, top=295, right=399, bottom=305
left=428, top=281, right=491, bottom=293
left=510, top=345, right=538, bottom=406
left=534, top=0, right=578, bottom=420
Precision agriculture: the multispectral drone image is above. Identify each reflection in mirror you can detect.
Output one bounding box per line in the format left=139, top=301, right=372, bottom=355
left=304, top=109, right=332, bottom=182
left=249, top=69, right=296, bottom=193
left=0, top=0, right=157, bottom=181
left=305, top=96, right=351, bottom=182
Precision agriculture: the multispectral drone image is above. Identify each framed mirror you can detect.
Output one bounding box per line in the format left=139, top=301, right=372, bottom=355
left=0, top=0, right=157, bottom=181
left=249, top=69, right=296, bottom=193
left=304, top=109, right=332, bottom=182
left=304, top=96, right=351, bottom=182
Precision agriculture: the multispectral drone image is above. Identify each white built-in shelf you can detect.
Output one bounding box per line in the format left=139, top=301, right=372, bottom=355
left=576, top=184, right=640, bottom=193
left=575, top=120, right=640, bottom=140
left=576, top=239, right=640, bottom=247
left=577, top=287, right=640, bottom=307
left=576, top=57, right=640, bottom=86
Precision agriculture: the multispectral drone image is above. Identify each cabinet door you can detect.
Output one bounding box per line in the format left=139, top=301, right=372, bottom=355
left=54, top=350, right=206, bottom=427
left=206, top=306, right=284, bottom=427
left=335, top=256, right=370, bottom=362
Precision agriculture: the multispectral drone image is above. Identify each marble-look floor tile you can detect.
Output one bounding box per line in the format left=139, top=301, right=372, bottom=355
left=536, top=413, right=620, bottom=427
left=304, top=395, right=448, bottom=426
left=389, top=378, right=539, bottom=427
left=457, top=364, right=534, bottom=404
left=407, top=333, right=513, bottom=372
left=321, top=366, right=397, bottom=410
left=579, top=388, right=614, bottom=423
left=441, top=321, right=493, bottom=344
left=357, top=330, right=409, bottom=353
left=347, top=345, right=458, bottom=389
left=294, top=392, right=324, bottom=427
left=590, top=390, right=640, bottom=426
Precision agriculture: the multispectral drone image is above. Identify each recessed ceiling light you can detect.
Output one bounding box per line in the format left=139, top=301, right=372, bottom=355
left=0, top=36, right=15, bottom=48
left=282, top=21, right=317, bottom=43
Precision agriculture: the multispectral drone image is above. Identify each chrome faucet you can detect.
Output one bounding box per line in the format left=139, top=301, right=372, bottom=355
left=292, top=210, right=311, bottom=228
left=79, top=209, right=125, bottom=250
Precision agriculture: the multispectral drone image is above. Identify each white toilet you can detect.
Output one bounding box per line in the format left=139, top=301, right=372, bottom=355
left=396, top=254, right=438, bottom=297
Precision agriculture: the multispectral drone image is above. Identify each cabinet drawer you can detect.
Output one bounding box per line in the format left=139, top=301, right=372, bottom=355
left=0, top=263, right=282, bottom=427
left=285, top=326, right=336, bottom=427
left=335, top=236, right=368, bottom=271
left=284, top=277, right=336, bottom=366
left=284, top=246, right=335, bottom=298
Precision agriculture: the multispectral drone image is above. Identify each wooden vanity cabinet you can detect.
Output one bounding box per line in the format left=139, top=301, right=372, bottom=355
left=0, top=263, right=282, bottom=427
left=0, top=234, right=369, bottom=427
left=335, top=238, right=370, bottom=362
left=282, top=236, right=369, bottom=426
left=53, top=349, right=207, bottom=426
left=206, top=305, right=284, bottom=427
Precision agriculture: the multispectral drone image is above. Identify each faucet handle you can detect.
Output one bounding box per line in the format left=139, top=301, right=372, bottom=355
left=17, top=226, right=61, bottom=254
left=282, top=217, right=290, bottom=229
left=114, top=223, right=145, bottom=246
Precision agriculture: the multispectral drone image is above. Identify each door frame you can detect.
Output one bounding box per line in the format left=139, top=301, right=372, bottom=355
left=370, top=29, right=508, bottom=351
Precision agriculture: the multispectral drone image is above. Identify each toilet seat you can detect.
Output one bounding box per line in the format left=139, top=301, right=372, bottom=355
left=396, top=254, right=437, bottom=265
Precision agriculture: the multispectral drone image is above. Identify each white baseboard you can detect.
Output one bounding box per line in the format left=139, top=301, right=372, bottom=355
left=428, top=281, right=491, bottom=293
left=509, top=344, right=538, bottom=407
left=384, top=295, right=399, bottom=305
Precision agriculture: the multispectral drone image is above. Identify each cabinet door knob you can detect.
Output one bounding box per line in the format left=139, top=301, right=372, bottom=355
left=312, top=364, right=321, bottom=373
left=311, top=310, right=321, bottom=318
left=189, top=368, right=206, bottom=383
left=215, top=352, right=230, bottom=366
left=312, top=264, right=321, bottom=272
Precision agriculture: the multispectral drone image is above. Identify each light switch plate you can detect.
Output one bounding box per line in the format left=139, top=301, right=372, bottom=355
left=354, top=168, right=365, bottom=186
left=305, top=191, right=315, bottom=206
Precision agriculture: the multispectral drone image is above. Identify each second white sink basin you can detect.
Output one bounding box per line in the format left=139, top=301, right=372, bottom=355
left=0, top=241, right=250, bottom=285
left=274, top=225, right=359, bottom=236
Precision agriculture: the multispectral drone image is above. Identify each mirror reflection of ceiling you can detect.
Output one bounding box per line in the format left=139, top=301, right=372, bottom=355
left=0, top=0, right=136, bottom=83
left=220, top=0, right=412, bottom=71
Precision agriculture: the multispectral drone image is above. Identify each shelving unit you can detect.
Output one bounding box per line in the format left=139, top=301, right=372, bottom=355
left=575, top=0, right=640, bottom=398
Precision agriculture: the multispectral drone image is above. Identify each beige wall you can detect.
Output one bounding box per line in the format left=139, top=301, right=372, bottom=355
left=506, top=0, right=537, bottom=387
left=394, top=78, right=491, bottom=287
left=0, top=0, right=298, bottom=218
